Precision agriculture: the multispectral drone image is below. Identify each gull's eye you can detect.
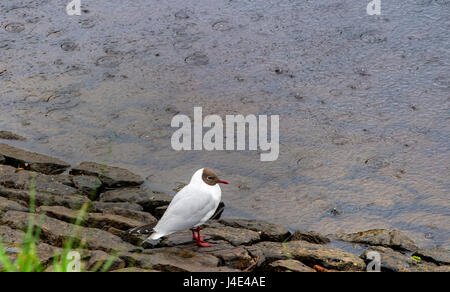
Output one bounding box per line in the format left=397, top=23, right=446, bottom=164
left=207, top=176, right=213, bottom=180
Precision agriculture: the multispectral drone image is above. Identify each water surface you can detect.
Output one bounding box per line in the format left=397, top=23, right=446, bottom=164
left=0, top=0, right=449, bottom=248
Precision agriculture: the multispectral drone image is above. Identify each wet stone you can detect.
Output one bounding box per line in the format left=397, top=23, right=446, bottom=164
left=141, top=243, right=249, bottom=271
left=0, top=131, right=26, bottom=141
left=413, top=248, right=450, bottom=266
left=0, top=143, right=70, bottom=175
left=5, top=243, right=60, bottom=266
left=201, top=224, right=261, bottom=246
left=0, top=225, right=61, bottom=265
left=267, top=259, right=316, bottom=272
left=102, top=207, right=157, bottom=225
left=120, top=249, right=234, bottom=272
left=87, top=250, right=126, bottom=272
left=49, top=174, right=75, bottom=188
left=0, top=165, right=78, bottom=195
left=159, top=230, right=206, bottom=247
left=0, top=196, right=28, bottom=213
left=92, top=201, right=144, bottom=213
left=290, top=230, right=330, bottom=244
left=194, top=240, right=236, bottom=254
left=219, top=218, right=291, bottom=242
left=361, top=246, right=447, bottom=272
left=33, top=243, right=62, bottom=266
left=0, top=187, right=89, bottom=210
left=1, top=210, right=135, bottom=252
left=0, top=225, right=27, bottom=245
left=87, top=213, right=144, bottom=231
left=70, top=162, right=143, bottom=188
left=38, top=205, right=83, bottom=224
left=0, top=165, right=18, bottom=187
left=207, top=246, right=254, bottom=270
left=332, top=229, right=418, bottom=252
left=99, top=188, right=172, bottom=212
left=251, top=241, right=366, bottom=271
left=39, top=205, right=145, bottom=231
left=72, top=175, right=102, bottom=198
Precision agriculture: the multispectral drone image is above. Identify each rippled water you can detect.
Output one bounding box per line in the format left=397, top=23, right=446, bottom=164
left=0, top=0, right=449, bottom=248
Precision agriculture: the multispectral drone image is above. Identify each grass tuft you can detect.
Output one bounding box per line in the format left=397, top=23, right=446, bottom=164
left=0, top=150, right=119, bottom=272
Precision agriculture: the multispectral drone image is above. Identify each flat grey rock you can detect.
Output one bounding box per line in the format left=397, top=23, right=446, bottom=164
left=0, top=166, right=78, bottom=195
left=267, top=259, right=316, bottom=272
left=250, top=241, right=366, bottom=271
left=1, top=210, right=135, bottom=252
left=220, top=218, right=291, bottom=242
left=361, top=246, right=448, bottom=272
left=72, top=175, right=102, bottom=198
left=290, top=230, right=330, bottom=244
left=0, top=196, right=28, bottom=213
left=0, top=143, right=69, bottom=175
left=332, top=229, right=418, bottom=252
left=92, top=201, right=144, bottom=212
left=100, top=188, right=172, bottom=212
left=413, top=247, right=450, bottom=266
left=0, top=186, right=89, bottom=210
left=70, top=162, right=143, bottom=188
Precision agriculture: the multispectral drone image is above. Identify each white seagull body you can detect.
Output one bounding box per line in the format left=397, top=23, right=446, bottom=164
left=148, top=168, right=228, bottom=245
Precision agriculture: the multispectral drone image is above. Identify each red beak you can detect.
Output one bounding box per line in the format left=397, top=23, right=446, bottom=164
left=217, top=179, right=229, bottom=185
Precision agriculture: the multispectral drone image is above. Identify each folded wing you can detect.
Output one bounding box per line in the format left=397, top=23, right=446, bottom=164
left=153, top=185, right=216, bottom=235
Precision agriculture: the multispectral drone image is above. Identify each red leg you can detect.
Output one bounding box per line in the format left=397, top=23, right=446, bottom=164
left=191, top=228, right=204, bottom=241
left=196, top=226, right=205, bottom=240
left=195, top=227, right=211, bottom=247
left=191, top=229, right=198, bottom=240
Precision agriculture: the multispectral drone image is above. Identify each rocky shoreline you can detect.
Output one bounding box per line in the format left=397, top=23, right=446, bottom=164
left=0, top=142, right=449, bottom=272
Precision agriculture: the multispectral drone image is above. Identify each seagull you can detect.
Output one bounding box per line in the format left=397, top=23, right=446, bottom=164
left=130, top=168, right=229, bottom=247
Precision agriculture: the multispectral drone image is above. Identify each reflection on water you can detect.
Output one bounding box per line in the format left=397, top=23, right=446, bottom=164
left=0, top=0, right=449, bottom=248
